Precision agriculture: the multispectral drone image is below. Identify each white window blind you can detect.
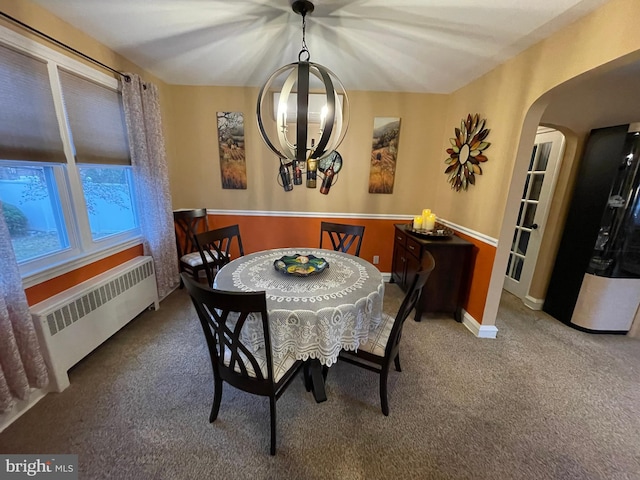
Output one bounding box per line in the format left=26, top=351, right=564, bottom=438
left=0, top=24, right=141, bottom=285
left=58, top=67, right=130, bottom=165
left=0, top=43, right=66, bottom=163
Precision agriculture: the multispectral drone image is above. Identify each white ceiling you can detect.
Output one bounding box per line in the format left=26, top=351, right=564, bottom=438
left=31, top=0, right=610, bottom=93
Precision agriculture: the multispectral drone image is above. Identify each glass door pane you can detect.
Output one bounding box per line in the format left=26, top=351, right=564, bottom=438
left=505, top=141, right=553, bottom=282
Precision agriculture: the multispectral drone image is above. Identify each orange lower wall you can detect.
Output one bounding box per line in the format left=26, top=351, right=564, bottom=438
left=207, top=214, right=398, bottom=271
left=25, top=244, right=144, bottom=306
left=24, top=217, right=496, bottom=324
left=455, top=232, right=497, bottom=323
left=208, top=214, right=495, bottom=323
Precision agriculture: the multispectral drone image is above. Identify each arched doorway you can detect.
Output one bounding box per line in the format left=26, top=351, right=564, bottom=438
left=493, top=56, right=640, bottom=331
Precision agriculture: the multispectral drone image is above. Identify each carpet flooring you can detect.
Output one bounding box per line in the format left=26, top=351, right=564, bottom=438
left=1, top=284, right=639, bottom=479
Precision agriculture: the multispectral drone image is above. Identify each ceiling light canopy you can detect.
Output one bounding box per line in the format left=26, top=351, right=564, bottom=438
left=256, top=0, right=349, bottom=193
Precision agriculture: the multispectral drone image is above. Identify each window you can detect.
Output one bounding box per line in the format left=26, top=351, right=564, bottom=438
left=0, top=163, right=68, bottom=262
left=0, top=26, right=140, bottom=284
left=58, top=67, right=138, bottom=242
left=77, top=165, right=137, bottom=241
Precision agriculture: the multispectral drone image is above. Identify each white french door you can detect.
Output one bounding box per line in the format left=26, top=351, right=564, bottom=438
left=504, top=128, right=565, bottom=300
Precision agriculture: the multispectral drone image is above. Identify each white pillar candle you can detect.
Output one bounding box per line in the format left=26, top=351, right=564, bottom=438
left=425, top=213, right=436, bottom=231
left=413, top=216, right=423, bottom=230
left=421, top=209, right=431, bottom=229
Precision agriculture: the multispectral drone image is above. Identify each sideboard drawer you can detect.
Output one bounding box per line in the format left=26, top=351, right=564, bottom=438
left=394, top=229, right=407, bottom=248
left=405, top=236, right=422, bottom=259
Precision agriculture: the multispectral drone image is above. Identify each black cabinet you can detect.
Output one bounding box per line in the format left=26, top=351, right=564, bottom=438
left=544, top=125, right=629, bottom=324
left=391, top=224, right=473, bottom=322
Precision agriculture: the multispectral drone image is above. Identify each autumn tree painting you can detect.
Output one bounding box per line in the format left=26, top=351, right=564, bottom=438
left=369, top=117, right=401, bottom=194
left=217, top=112, right=247, bottom=189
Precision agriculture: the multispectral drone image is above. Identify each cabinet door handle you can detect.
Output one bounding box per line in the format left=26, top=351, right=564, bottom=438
left=396, top=236, right=403, bottom=241
left=401, top=257, right=405, bottom=263
left=408, top=245, right=415, bottom=251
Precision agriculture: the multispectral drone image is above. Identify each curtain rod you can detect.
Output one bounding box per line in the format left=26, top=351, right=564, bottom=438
left=0, top=10, right=128, bottom=80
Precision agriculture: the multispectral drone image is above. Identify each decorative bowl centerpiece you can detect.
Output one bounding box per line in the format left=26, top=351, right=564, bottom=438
left=274, top=254, right=329, bottom=277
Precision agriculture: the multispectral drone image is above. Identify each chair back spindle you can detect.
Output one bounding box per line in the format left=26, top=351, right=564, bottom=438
left=319, top=221, right=365, bottom=257
left=174, top=209, right=208, bottom=259
left=195, top=224, right=245, bottom=286
left=182, top=273, right=303, bottom=454
left=185, top=276, right=274, bottom=388
left=386, top=252, right=435, bottom=358
left=174, top=209, right=219, bottom=284
left=334, top=251, right=435, bottom=415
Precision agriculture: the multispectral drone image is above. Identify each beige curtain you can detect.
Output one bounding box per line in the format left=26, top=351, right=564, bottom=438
left=0, top=202, right=49, bottom=413
left=122, top=74, right=179, bottom=299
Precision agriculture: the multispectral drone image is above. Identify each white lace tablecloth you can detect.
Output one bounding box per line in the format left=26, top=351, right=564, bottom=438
left=213, top=248, right=385, bottom=366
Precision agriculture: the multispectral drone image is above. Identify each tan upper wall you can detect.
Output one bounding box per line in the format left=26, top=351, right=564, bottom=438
left=4, top=0, right=640, bottom=326
left=0, top=0, right=161, bottom=81
left=443, top=0, right=640, bottom=324
left=0, top=0, right=173, bottom=145
left=437, top=0, right=640, bottom=239
left=165, top=85, right=449, bottom=215
left=5, top=0, right=640, bottom=245
left=0, top=0, right=451, bottom=220
left=168, top=0, right=640, bottom=241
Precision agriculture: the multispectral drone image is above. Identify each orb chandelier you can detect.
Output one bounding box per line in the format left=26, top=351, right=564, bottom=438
left=256, top=0, right=349, bottom=194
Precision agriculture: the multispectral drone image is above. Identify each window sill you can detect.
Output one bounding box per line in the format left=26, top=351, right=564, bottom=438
left=21, top=236, right=144, bottom=289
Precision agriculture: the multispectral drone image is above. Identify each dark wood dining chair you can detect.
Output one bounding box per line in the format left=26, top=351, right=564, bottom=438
left=335, top=252, right=435, bottom=415
left=319, top=221, right=365, bottom=257
left=173, top=209, right=217, bottom=286
left=194, top=224, right=245, bottom=286
left=182, top=273, right=304, bottom=455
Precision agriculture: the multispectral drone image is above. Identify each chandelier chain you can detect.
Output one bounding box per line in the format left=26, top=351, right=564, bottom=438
left=298, top=11, right=310, bottom=62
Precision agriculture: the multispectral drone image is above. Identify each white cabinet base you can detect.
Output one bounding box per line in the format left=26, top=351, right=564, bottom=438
left=571, top=273, right=640, bottom=332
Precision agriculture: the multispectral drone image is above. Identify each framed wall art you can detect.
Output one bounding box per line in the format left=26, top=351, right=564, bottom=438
left=369, top=117, right=401, bottom=194
left=217, top=111, right=247, bottom=189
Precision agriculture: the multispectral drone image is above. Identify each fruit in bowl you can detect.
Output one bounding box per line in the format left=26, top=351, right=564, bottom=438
left=288, top=265, right=314, bottom=274
left=274, top=254, right=329, bottom=276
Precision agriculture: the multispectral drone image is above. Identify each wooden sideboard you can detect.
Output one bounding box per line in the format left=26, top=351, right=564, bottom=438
left=390, top=224, right=473, bottom=322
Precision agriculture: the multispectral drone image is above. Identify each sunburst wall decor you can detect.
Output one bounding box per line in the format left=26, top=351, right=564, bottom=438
left=444, top=113, right=490, bottom=191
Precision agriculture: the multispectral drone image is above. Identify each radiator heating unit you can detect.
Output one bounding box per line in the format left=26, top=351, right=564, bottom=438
left=30, top=256, right=159, bottom=392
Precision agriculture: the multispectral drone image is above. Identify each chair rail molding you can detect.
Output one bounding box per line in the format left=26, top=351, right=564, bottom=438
left=207, top=209, right=410, bottom=220
left=435, top=218, right=498, bottom=247
left=205, top=210, right=498, bottom=247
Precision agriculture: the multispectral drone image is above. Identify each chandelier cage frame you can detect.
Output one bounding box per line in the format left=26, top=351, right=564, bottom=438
left=256, top=0, right=350, bottom=193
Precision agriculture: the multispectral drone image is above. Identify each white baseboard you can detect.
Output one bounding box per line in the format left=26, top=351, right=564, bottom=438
left=462, top=310, right=498, bottom=338
left=0, top=388, right=48, bottom=433
left=524, top=295, right=544, bottom=310
left=381, top=273, right=391, bottom=282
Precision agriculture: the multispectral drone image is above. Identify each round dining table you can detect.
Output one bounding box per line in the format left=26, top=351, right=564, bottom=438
left=213, top=247, right=385, bottom=402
